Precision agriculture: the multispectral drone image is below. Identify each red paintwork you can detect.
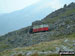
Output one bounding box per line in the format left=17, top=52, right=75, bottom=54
left=33, top=27, right=48, bottom=32
left=33, top=29, right=37, bottom=32
left=44, top=27, right=48, bottom=31
left=38, top=28, right=43, bottom=31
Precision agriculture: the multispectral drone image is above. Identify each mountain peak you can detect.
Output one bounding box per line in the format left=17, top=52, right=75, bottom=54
left=68, top=2, right=75, bottom=7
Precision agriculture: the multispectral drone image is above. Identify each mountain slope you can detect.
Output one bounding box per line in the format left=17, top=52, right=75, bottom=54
left=0, top=2, right=75, bottom=53
left=0, top=34, right=75, bottom=56
left=42, top=2, right=75, bottom=24
left=0, top=1, right=53, bottom=35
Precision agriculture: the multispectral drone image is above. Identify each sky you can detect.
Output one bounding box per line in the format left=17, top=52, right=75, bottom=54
left=0, top=0, right=40, bottom=14
left=0, top=0, right=75, bottom=14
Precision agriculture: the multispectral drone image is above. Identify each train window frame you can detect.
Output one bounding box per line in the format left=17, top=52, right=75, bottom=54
left=40, top=25, right=44, bottom=28
left=43, top=24, right=48, bottom=27
left=33, top=26, right=38, bottom=29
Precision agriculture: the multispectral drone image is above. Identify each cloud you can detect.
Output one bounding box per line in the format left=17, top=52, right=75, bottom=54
left=0, top=0, right=40, bottom=13
left=49, top=0, right=62, bottom=9
left=36, top=0, right=75, bottom=10
left=32, top=0, right=62, bottom=12
left=0, top=0, right=75, bottom=14
left=49, top=0, right=75, bottom=9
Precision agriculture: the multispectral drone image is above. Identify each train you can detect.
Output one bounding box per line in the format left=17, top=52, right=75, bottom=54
left=29, top=24, right=49, bottom=33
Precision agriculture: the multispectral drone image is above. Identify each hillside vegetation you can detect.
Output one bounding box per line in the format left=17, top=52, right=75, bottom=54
left=0, top=2, right=75, bottom=56
left=0, top=34, right=75, bottom=56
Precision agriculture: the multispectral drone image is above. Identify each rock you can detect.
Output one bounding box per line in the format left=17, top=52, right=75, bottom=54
left=64, top=39, right=68, bottom=43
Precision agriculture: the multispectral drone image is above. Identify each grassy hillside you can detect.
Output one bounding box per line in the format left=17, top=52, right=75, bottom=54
left=42, top=3, right=75, bottom=24
left=43, top=8, right=75, bottom=23
left=0, top=34, right=75, bottom=56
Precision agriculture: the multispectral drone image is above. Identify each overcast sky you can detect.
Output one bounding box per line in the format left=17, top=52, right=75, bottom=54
left=0, top=0, right=75, bottom=14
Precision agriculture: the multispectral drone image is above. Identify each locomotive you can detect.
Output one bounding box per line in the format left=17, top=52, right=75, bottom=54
left=29, top=24, right=49, bottom=33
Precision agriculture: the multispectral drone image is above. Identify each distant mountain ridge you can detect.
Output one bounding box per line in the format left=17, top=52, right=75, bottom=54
left=0, top=1, right=53, bottom=35
left=0, top=2, right=75, bottom=52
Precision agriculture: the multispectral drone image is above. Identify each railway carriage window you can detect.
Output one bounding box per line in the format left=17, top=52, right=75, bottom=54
left=38, top=25, right=40, bottom=28
left=39, top=25, right=41, bottom=28
left=43, top=24, right=45, bottom=27
left=46, top=24, right=48, bottom=27
left=44, top=24, right=48, bottom=27
left=40, top=25, right=43, bottom=28
left=36, top=26, right=39, bottom=29
left=33, top=26, right=38, bottom=29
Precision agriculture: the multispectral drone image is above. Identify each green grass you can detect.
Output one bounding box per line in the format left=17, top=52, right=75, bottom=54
left=31, top=53, right=59, bottom=56
left=0, top=33, right=75, bottom=56
left=44, top=8, right=75, bottom=23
